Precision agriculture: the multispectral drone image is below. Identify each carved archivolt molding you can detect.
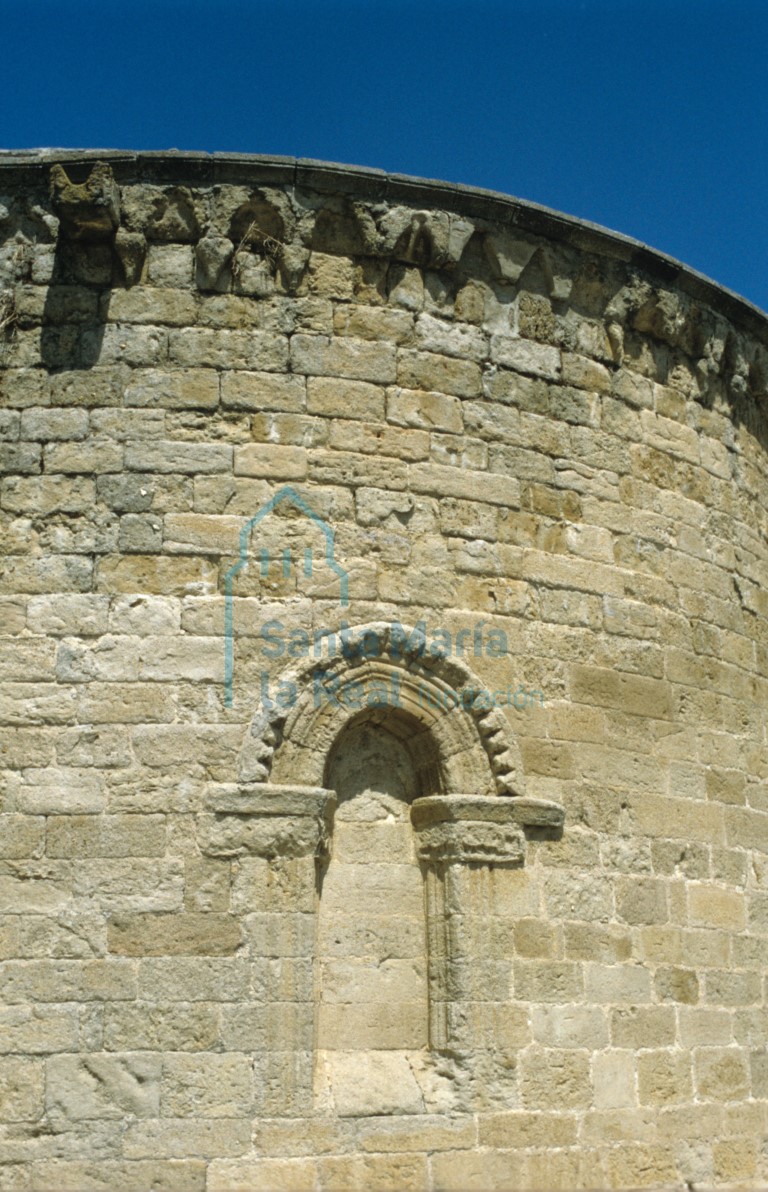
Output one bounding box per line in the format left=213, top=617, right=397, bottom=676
left=238, top=621, right=525, bottom=798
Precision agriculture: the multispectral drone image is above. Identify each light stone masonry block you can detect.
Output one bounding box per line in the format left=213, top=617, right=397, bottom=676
left=396, top=349, right=481, bottom=397
left=161, top=1054, right=253, bottom=1117
left=124, top=368, right=218, bottom=409
left=105, top=288, right=198, bottom=327
left=307, top=376, right=385, bottom=421
left=46, top=1053, right=161, bottom=1120
left=123, top=1118, right=252, bottom=1160
left=44, top=440, right=124, bottom=473
left=291, top=335, right=396, bottom=384
left=221, top=370, right=306, bottom=412
left=233, top=444, right=308, bottom=479
left=124, top=441, right=232, bottom=474
left=19, top=408, right=88, bottom=441
left=103, top=1002, right=220, bottom=1052
left=0, top=1056, right=45, bottom=1121
left=2, top=475, right=95, bottom=514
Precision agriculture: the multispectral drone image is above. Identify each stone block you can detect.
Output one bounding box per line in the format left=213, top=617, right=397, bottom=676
left=333, top=304, right=413, bottom=344
left=317, top=1001, right=427, bottom=1050
left=208, top=1158, right=316, bottom=1192
left=169, top=328, right=288, bottom=370
left=124, top=368, right=218, bottom=409
left=704, top=969, right=762, bottom=1006
left=0, top=556, right=93, bottom=595
left=73, top=859, right=183, bottom=913
left=291, top=334, right=396, bottom=383
left=123, top=1117, right=251, bottom=1160
left=10, top=767, right=106, bottom=815
left=137, top=957, right=249, bottom=1002
left=396, top=349, right=481, bottom=397
left=570, top=663, right=673, bottom=719
left=512, top=960, right=583, bottom=1004
left=103, top=1002, right=220, bottom=1052
left=0, top=815, right=45, bottom=860
left=0, top=1056, right=45, bottom=1121
left=604, top=1143, right=677, bottom=1189
left=19, top=407, right=88, bottom=441
left=46, top=813, right=165, bottom=857
left=688, top=882, right=746, bottom=930
left=591, top=1050, right=636, bottom=1110
left=357, top=1114, right=476, bottom=1154
left=124, top=441, right=232, bottom=475
left=26, top=1160, right=207, bottom=1191
left=319, top=1050, right=424, bottom=1116
left=518, top=1048, right=591, bottom=1110
left=18, top=911, right=106, bottom=960
left=585, top=962, right=652, bottom=1004
left=0, top=442, right=42, bottom=474
left=46, top=1053, right=161, bottom=1120
left=678, top=1007, right=733, bottom=1047
left=530, top=1005, right=608, bottom=1049
left=307, top=377, right=385, bottom=421
left=222, top=370, right=306, bottom=412
left=2, top=475, right=95, bottom=515
left=637, top=1049, right=693, bottom=1105
left=616, top=876, right=669, bottom=925
left=694, top=1046, right=750, bottom=1100
left=96, top=557, right=218, bottom=597
left=107, top=913, right=241, bottom=956
left=610, top=1006, right=676, bottom=1049
left=430, top=1149, right=524, bottom=1192
left=490, top=336, right=561, bottom=380
left=233, top=444, right=308, bottom=480
left=162, top=1054, right=254, bottom=1117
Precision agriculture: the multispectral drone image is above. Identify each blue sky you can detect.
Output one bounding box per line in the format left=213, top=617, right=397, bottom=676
left=2, top=0, right=767, bottom=312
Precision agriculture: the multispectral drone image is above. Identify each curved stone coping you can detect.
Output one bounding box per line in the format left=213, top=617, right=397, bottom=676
left=411, top=794, right=565, bottom=830
left=1, top=148, right=766, bottom=338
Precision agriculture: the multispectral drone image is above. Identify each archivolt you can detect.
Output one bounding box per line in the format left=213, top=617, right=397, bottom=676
left=238, top=621, right=525, bottom=798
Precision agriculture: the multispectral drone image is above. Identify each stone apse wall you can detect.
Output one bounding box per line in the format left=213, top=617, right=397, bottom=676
left=0, top=151, right=767, bottom=1192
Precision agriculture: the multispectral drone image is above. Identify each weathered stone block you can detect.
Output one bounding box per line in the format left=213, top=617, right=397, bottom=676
left=0, top=1057, right=45, bottom=1121
left=162, top=1054, right=253, bottom=1117
left=46, top=1053, right=161, bottom=1120
left=291, top=334, right=396, bottom=384
left=107, top=913, right=241, bottom=956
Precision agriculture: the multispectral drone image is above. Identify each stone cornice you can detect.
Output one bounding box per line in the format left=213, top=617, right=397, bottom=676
left=1, top=148, right=766, bottom=341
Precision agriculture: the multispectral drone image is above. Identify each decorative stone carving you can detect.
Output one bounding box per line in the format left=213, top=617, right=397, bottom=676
left=114, top=227, right=147, bottom=285
left=49, top=162, right=120, bottom=241
left=195, top=232, right=234, bottom=290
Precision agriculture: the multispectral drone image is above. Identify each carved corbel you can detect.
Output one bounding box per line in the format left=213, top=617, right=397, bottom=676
left=483, top=230, right=538, bottom=285
left=49, top=162, right=120, bottom=242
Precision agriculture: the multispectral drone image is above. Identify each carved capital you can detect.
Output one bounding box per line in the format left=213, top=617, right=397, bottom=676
left=411, top=794, right=564, bottom=867
left=198, top=783, right=336, bottom=860
left=415, top=818, right=525, bottom=866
